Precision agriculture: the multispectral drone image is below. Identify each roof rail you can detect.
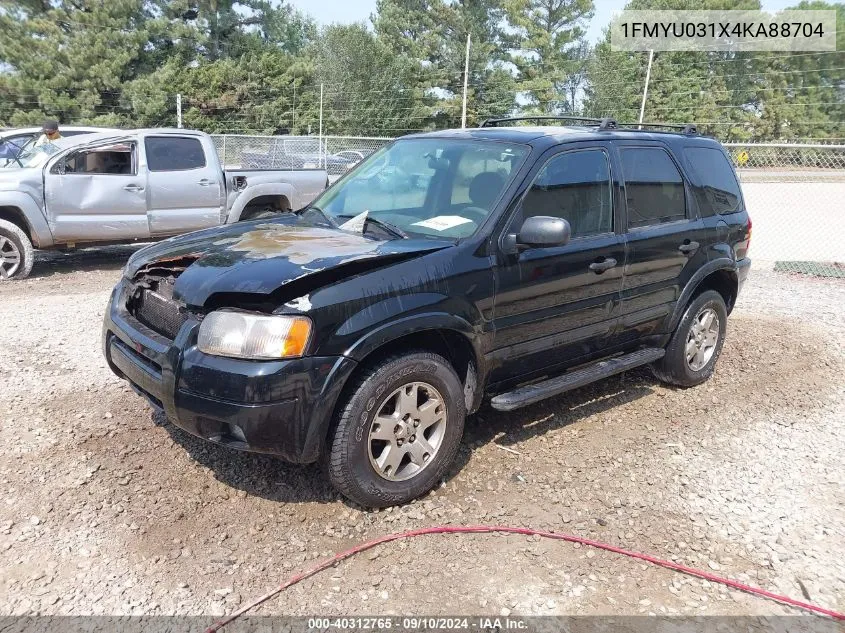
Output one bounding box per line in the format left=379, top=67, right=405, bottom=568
left=478, top=115, right=699, bottom=136
left=479, top=115, right=606, bottom=128
left=619, top=122, right=699, bottom=135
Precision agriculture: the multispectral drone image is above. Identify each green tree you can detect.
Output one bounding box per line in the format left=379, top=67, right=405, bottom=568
left=311, top=23, right=424, bottom=136
left=506, top=0, right=594, bottom=113
left=584, top=0, right=766, bottom=138
left=150, top=0, right=316, bottom=61
left=0, top=0, right=156, bottom=126
left=374, top=0, right=519, bottom=127
left=123, top=50, right=315, bottom=133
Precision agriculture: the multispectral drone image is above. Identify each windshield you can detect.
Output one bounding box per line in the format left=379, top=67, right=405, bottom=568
left=2, top=140, right=60, bottom=169
left=311, top=138, right=529, bottom=239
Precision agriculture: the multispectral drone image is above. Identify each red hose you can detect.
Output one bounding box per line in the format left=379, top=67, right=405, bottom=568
left=204, top=524, right=844, bottom=632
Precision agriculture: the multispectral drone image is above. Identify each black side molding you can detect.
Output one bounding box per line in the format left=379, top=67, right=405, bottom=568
left=490, top=348, right=665, bottom=412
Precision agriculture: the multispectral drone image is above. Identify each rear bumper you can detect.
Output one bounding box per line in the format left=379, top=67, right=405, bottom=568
left=102, top=282, right=357, bottom=463
left=736, top=257, right=751, bottom=294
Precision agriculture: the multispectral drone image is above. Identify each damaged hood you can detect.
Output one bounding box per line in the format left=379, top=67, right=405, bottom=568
left=126, top=216, right=452, bottom=307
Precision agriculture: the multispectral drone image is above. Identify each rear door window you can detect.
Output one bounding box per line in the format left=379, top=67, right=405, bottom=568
left=145, top=137, right=206, bottom=171
left=620, top=147, right=686, bottom=228
left=684, top=147, right=742, bottom=215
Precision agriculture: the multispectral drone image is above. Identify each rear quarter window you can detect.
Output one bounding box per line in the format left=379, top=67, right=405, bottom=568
left=684, top=147, right=742, bottom=216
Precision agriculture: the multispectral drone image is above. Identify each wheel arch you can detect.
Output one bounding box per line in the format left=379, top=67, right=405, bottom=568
left=0, top=202, right=51, bottom=248
left=343, top=316, right=484, bottom=413
left=669, top=259, right=739, bottom=332
left=227, top=183, right=295, bottom=222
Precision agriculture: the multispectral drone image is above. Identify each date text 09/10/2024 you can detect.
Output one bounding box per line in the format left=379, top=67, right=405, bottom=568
left=306, top=616, right=529, bottom=630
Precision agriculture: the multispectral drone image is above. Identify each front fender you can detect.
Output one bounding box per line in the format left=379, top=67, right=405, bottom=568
left=226, top=182, right=296, bottom=223
left=0, top=192, right=53, bottom=248
left=342, top=311, right=481, bottom=363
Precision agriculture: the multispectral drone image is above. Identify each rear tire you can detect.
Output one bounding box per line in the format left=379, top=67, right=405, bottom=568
left=327, top=352, right=466, bottom=508
left=0, top=219, right=34, bottom=280
left=653, top=290, right=727, bottom=387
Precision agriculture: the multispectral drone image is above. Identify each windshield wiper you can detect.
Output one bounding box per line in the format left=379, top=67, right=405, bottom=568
left=336, top=214, right=408, bottom=239
left=296, top=204, right=337, bottom=228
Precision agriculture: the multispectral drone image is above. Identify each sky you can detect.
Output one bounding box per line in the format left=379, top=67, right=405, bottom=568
left=287, top=0, right=801, bottom=42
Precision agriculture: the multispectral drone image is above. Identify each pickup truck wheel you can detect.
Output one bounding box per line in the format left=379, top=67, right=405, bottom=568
left=653, top=290, right=727, bottom=387
left=0, top=219, right=34, bottom=280
left=327, top=352, right=466, bottom=508
left=240, top=207, right=278, bottom=221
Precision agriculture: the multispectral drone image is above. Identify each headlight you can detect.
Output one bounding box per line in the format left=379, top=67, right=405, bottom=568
left=197, top=311, right=312, bottom=360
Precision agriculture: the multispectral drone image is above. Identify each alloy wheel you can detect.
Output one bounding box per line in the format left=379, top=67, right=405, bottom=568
left=367, top=381, right=448, bottom=482
left=685, top=307, right=720, bottom=371
left=0, top=236, right=21, bottom=279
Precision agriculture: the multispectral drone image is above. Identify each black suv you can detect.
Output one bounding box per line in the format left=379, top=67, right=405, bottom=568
left=103, top=117, right=751, bottom=508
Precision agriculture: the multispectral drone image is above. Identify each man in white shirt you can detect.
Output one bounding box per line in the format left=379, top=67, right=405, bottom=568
left=35, top=120, right=62, bottom=146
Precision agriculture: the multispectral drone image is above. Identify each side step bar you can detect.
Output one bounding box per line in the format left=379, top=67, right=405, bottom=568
left=490, top=348, right=665, bottom=412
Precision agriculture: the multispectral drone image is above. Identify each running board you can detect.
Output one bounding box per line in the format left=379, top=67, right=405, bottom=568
left=490, top=348, right=665, bottom=412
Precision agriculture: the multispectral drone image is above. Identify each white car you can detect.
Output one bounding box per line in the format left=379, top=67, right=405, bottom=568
left=0, top=126, right=121, bottom=166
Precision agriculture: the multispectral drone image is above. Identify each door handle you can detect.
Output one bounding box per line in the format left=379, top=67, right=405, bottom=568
left=589, top=257, right=617, bottom=273
left=197, top=179, right=215, bottom=186
left=678, top=240, right=700, bottom=255
left=123, top=184, right=144, bottom=192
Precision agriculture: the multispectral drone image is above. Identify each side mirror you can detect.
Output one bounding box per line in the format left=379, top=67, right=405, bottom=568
left=503, top=216, right=571, bottom=254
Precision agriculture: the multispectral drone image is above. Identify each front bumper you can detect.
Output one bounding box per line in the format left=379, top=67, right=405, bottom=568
left=102, top=282, right=357, bottom=463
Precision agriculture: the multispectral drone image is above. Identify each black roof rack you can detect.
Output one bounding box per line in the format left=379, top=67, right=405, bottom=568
left=479, top=115, right=698, bottom=135
left=479, top=116, right=606, bottom=128
left=619, top=122, right=699, bottom=135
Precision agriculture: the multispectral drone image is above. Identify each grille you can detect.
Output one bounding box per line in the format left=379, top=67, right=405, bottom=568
left=132, top=285, right=188, bottom=340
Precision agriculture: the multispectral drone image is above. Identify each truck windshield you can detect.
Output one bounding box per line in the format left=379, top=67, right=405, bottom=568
left=312, top=138, right=529, bottom=239
left=1, top=141, right=61, bottom=169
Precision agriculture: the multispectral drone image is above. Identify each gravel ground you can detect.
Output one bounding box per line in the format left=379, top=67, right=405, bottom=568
left=0, top=250, right=843, bottom=622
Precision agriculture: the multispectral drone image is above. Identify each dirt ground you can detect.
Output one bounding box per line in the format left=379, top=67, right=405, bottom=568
left=0, top=248, right=843, bottom=622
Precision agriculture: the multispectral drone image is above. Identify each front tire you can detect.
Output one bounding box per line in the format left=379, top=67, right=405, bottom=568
left=0, top=219, right=34, bottom=280
left=653, top=289, right=728, bottom=387
left=327, top=352, right=466, bottom=508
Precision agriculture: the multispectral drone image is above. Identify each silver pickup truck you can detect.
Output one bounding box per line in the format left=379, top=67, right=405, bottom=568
left=0, top=129, right=328, bottom=279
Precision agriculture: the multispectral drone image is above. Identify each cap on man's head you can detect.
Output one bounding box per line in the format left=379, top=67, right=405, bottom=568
left=42, top=119, right=59, bottom=133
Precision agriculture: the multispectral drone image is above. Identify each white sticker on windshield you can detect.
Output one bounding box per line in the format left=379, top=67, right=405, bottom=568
left=411, top=216, right=473, bottom=231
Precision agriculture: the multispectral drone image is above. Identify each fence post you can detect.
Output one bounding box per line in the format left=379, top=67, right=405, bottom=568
left=222, top=135, right=227, bottom=167
left=318, top=83, right=324, bottom=169
left=176, top=93, right=183, bottom=129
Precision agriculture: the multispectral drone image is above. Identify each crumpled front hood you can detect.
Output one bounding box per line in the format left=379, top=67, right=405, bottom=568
left=126, top=216, right=452, bottom=308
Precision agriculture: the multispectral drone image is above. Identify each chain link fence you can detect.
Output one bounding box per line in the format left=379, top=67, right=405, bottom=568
left=724, top=143, right=845, bottom=277
left=211, top=134, right=844, bottom=277
left=211, top=134, right=391, bottom=180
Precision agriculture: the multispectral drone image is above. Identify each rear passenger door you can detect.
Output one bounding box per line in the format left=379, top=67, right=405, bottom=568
left=615, top=142, right=709, bottom=343
left=144, top=136, right=224, bottom=236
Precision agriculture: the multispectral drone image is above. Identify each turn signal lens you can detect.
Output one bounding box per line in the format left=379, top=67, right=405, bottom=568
left=197, top=311, right=312, bottom=360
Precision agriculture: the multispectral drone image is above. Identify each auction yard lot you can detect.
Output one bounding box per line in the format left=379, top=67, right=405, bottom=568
left=1, top=248, right=843, bottom=619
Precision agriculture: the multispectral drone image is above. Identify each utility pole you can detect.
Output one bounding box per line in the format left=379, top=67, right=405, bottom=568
left=461, top=33, right=471, bottom=129
left=176, top=93, right=182, bottom=129
left=638, top=50, right=654, bottom=128
left=318, top=83, right=324, bottom=168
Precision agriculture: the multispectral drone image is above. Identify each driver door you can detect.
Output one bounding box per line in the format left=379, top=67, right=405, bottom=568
left=489, top=144, right=625, bottom=386
left=45, top=141, right=150, bottom=242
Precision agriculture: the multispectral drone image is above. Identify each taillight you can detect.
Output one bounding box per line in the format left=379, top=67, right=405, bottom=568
left=745, top=216, right=752, bottom=251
